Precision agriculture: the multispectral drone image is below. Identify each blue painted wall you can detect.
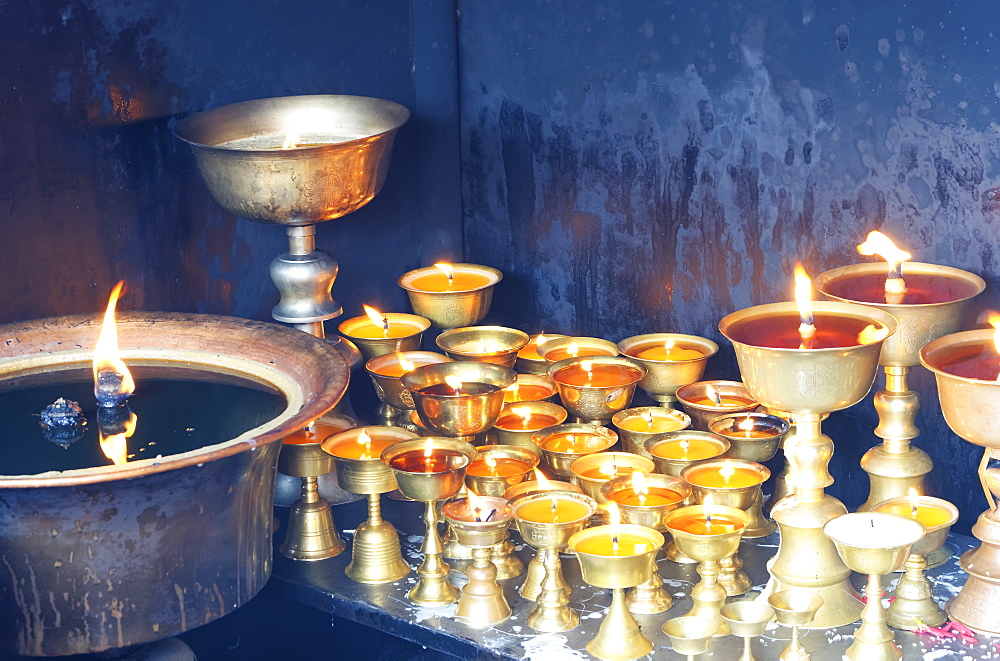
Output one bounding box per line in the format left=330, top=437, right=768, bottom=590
left=458, top=0, right=1000, bottom=533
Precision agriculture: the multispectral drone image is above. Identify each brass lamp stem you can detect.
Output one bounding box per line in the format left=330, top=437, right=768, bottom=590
left=887, top=552, right=944, bottom=630
left=586, top=588, right=654, bottom=660
left=279, top=476, right=346, bottom=561
left=527, top=548, right=578, bottom=632
left=859, top=366, right=933, bottom=512
left=845, top=573, right=898, bottom=660
left=408, top=501, right=459, bottom=607
left=684, top=559, right=729, bottom=636
left=368, top=493, right=382, bottom=526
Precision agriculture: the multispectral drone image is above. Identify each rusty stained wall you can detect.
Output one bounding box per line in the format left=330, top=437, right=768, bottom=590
left=459, top=0, right=1000, bottom=532
left=0, top=0, right=462, bottom=326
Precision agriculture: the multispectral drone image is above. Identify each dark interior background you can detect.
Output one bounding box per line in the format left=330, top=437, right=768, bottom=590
left=2, top=0, right=998, bottom=537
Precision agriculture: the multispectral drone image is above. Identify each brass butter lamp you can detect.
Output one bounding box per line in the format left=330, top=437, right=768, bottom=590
left=381, top=438, right=476, bottom=607
left=721, top=600, right=776, bottom=661
left=612, top=405, right=692, bottom=457
left=663, top=616, right=718, bottom=661
left=436, top=326, right=530, bottom=369
left=719, top=295, right=896, bottom=628
left=442, top=495, right=513, bottom=627
left=365, top=351, right=452, bottom=427
left=920, top=328, right=1000, bottom=634
left=547, top=355, right=646, bottom=426
left=663, top=504, right=750, bottom=637
left=321, top=426, right=418, bottom=583
left=512, top=491, right=597, bottom=632
left=568, top=522, right=664, bottom=660
left=817, top=259, right=984, bottom=512
left=398, top=263, right=502, bottom=329
left=824, top=512, right=924, bottom=661
left=617, top=333, right=719, bottom=409
left=768, top=590, right=824, bottom=661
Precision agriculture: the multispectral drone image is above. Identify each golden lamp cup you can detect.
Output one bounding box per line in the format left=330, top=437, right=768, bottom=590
left=381, top=438, right=476, bottom=607
left=277, top=419, right=348, bottom=562
left=442, top=496, right=514, bottom=628
left=824, top=512, right=924, bottom=661
left=548, top=355, right=646, bottom=426
left=512, top=491, right=597, bottom=632
left=676, top=380, right=759, bottom=431
left=537, top=335, right=619, bottom=363
left=920, top=328, right=1000, bottom=635
left=644, top=430, right=731, bottom=478
left=365, top=351, right=452, bottom=425
left=503, top=476, right=584, bottom=503
left=663, top=616, right=719, bottom=661
left=768, top=590, right=824, bottom=661
left=464, top=444, right=539, bottom=497
left=568, top=523, right=665, bottom=661
left=503, top=373, right=558, bottom=404
left=398, top=263, right=502, bottom=329
left=681, top=459, right=769, bottom=596
left=322, top=426, right=418, bottom=584
left=401, top=360, right=516, bottom=442
left=612, top=406, right=692, bottom=457
left=436, top=325, right=530, bottom=369
left=873, top=495, right=959, bottom=630
left=531, top=423, right=618, bottom=480
left=570, top=451, right=655, bottom=505
left=664, top=504, right=750, bottom=637
left=602, top=473, right=690, bottom=615
left=516, top=333, right=567, bottom=375
left=338, top=312, right=431, bottom=362
left=720, top=601, right=775, bottom=661
left=817, top=262, right=985, bottom=514
left=708, top=412, right=789, bottom=538
left=719, top=300, right=896, bottom=629
left=487, top=400, right=568, bottom=455
left=618, top=333, right=719, bottom=408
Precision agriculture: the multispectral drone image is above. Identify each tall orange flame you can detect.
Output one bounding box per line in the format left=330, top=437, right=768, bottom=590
left=434, top=263, right=455, bottom=286
left=989, top=312, right=1000, bottom=382
left=444, top=375, right=464, bottom=393
left=532, top=467, right=551, bottom=490
left=363, top=304, right=389, bottom=336
left=93, top=281, right=135, bottom=403
left=398, top=353, right=416, bottom=373
left=857, top=231, right=911, bottom=270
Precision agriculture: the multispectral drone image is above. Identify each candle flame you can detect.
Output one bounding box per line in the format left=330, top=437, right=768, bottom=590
left=536, top=333, right=548, bottom=345
left=720, top=463, right=736, bottom=485
left=467, top=489, right=486, bottom=522
left=604, top=501, right=622, bottom=527
left=93, top=281, right=135, bottom=402
left=512, top=406, right=532, bottom=423
left=631, top=470, right=648, bottom=496
left=444, top=375, right=464, bottom=393
left=568, top=341, right=579, bottom=358
left=908, top=487, right=921, bottom=516
left=679, top=439, right=690, bottom=452
left=100, top=410, right=137, bottom=466
left=858, top=231, right=911, bottom=272
left=533, top=467, right=552, bottom=490
left=423, top=437, right=434, bottom=459
left=858, top=323, right=890, bottom=345
left=581, top=360, right=593, bottom=380
left=505, top=382, right=520, bottom=401
left=363, top=304, right=389, bottom=336
left=794, top=263, right=816, bottom=348
left=398, top=354, right=416, bottom=373
left=599, top=461, right=617, bottom=477
left=704, top=493, right=714, bottom=532
left=281, top=129, right=300, bottom=149
left=485, top=455, right=497, bottom=469
left=434, top=262, right=455, bottom=285
left=738, top=416, right=755, bottom=433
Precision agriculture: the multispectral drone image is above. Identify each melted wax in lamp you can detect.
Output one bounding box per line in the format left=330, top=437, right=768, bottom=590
left=686, top=464, right=763, bottom=489
left=553, top=362, right=642, bottom=387
left=633, top=340, right=705, bottom=362
left=669, top=512, right=746, bottom=535
left=495, top=408, right=559, bottom=431
left=652, top=439, right=721, bottom=461
left=617, top=410, right=686, bottom=433
left=515, top=496, right=592, bottom=524
left=347, top=305, right=418, bottom=339
left=409, top=263, right=493, bottom=292
left=466, top=455, right=532, bottom=477
left=574, top=532, right=654, bottom=556
left=727, top=312, right=886, bottom=350
left=504, top=382, right=554, bottom=403
left=326, top=431, right=400, bottom=460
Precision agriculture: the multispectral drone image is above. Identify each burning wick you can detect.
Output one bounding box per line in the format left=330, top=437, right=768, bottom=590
left=988, top=312, right=1000, bottom=382
left=705, top=509, right=714, bottom=534
left=357, top=429, right=373, bottom=460
left=858, top=230, right=911, bottom=304
left=550, top=497, right=559, bottom=523
left=363, top=304, right=390, bottom=338
left=581, top=360, right=594, bottom=384
left=568, top=341, right=579, bottom=358
left=643, top=410, right=655, bottom=430
left=434, top=262, right=455, bottom=288
left=632, top=470, right=648, bottom=506
left=794, top=262, right=816, bottom=350
left=398, top=354, right=416, bottom=373
left=281, top=130, right=301, bottom=150
left=512, top=406, right=532, bottom=425
left=444, top=375, right=464, bottom=395
left=738, top=416, right=755, bottom=434
left=720, top=463, right=736, bottom=486
left=93, top=281, right=135, bottom=408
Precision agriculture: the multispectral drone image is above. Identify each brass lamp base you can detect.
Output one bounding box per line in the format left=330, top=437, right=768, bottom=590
left=527, top=549, right=578, bottom=633
left=280, top=476, right=346, bottom=561
left=625, top=566, right=672, bottom=615
left=409, top=501, right=460, bottom=607
left=587, top=589, right=653, bottom=661
left=345, top=495, right=410, bottom=584
left=456, top=546, right=511, bottom=627
left=857, top=441, right=933, bottom=513
left=947, top=511, right=1000, bottom=635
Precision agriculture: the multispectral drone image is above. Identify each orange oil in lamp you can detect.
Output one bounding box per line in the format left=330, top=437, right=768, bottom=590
left=388, top=448, right=467, bottom=473
left=515, top=496, right=592, bottom=523
left=726, top=311, right=886, bottom=350
left=553, top=363, right=642, bottom=387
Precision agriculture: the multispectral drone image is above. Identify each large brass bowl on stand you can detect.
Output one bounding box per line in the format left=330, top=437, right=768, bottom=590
left=0, top=312, right=348, bottom=656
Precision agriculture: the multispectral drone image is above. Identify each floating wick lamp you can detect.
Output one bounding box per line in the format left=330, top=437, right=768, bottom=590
left=516, top=333, right=567, bottom=375
left=532, top=423, right=618, bottom=481
left=920, top=322, right=1000, bottom=634
left=719, top=262, right=896, bottom=628
left=436, top=325, right=530, bottom=369
left=570, top=451, right=655, bottom=505
left=676, top=380, right=758, bottom=431
left=398, top=263, right=502, bottom=329
left=442, top=492, right=514, bottom=627
left=322, top=427, right=418, bottom=583
left=513, top=491, right=597, bottom=632
left=816, top=230, right=985, bottom=512
left=602, top=471, right=690, bottom=614
left=548, top=356, right=645, bottom=426
left=824, top=512, right=924, bottom=661
left=488, top=401, right=568, bottom=454
left=612, top=405, right=692, bottom=457
left=538, top=336, right=619, bottom=363
left=618, top=333, right=719, bottom=409
left=568, top=504, right=664, bottom=660
left=873, top=491, right=959, bottom=629
left=382, top=438, right=476, bottom=606
left=502, top=374, right=558, bottom=404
